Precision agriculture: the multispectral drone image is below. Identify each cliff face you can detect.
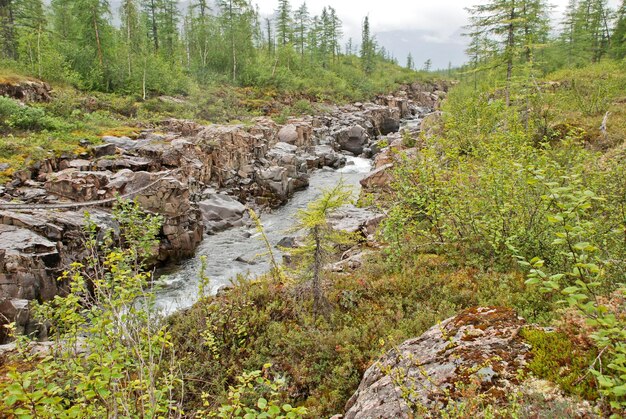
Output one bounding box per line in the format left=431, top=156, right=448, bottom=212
left=0, top=79, right=52, bottom=102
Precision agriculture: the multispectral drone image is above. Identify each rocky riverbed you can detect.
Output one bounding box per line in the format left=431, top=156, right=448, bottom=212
left=0, top=81, right=447, bottom=341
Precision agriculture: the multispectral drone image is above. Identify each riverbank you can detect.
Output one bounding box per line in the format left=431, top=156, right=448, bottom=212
left=0, top=81, right=446, bottom=342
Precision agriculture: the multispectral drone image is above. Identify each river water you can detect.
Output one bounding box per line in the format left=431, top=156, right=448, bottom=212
left=153, top=156, right=373, bottom=314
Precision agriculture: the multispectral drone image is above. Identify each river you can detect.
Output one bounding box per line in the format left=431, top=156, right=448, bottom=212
left=153, top=156, right=373, bottom=314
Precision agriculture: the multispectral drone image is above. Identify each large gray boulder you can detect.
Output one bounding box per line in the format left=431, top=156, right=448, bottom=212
left=344, top=307, right=529, bottom=418
left=198, top=194, right=246, bottom=234
left=327, top=206, right=381, bottom=237
left=334, top=125, right=369, bottom=155
left=360, top=164, right=394, bottom=191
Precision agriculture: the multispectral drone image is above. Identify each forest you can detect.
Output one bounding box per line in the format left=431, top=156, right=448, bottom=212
left=0, top=0, right=625, bottom=417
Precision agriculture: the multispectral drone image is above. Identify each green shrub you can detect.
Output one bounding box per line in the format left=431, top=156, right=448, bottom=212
left=521, top=328, right=598, bottom=400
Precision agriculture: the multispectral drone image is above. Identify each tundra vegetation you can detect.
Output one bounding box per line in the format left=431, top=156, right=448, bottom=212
left=0, top=0, right=626, bottom=417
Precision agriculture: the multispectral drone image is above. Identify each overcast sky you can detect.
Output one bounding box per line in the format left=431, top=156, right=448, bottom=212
left=253, top=0, right=621, bottom=69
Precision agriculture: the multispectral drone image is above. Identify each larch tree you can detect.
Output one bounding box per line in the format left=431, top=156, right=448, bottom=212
left=217, top=0, right=255, bottom=82
left=142, top=0, right=160, bottom=51
left=406, top=52, right=414, bottom=70
left=275, top=0, right=291, bottom=47
left=293, top=2, right=309, bottom=58
left=360, top=15, right=375, bottom=74
left=12, top=0, right=47, bottom=75
left=423, top=58, right=432, bottom=71
left=0, top=0, right=17, bottom=60
left=120, top=0, right=142, bottom=79
left=327, top=6, right=342, bottom=63
left=285, top=181, right=355, bottom=321
left=610, top=0, right=626, bottom=58
left=466, top=0, right=519, bottom=106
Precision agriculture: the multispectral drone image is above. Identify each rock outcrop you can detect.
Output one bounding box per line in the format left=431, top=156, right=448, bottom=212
left=344, top=307, right=529, bottom=418
left=0, top=81, right=445, bottom=342
left=0, top=79, right=52, bottom=102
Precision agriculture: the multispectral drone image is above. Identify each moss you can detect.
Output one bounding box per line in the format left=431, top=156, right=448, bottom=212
left=521, top=328, right=598, bottom=401
left=98, top=126, right=139, bottom=139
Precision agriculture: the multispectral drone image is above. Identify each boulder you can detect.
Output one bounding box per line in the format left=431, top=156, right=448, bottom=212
left=344, top=307, right=529, bottom=418
left=277, top=124, right=299, bottom=144
left=360, top=164, right=394, bottom=191
left=0, top=224, right=62, bottom=343
left=334, top=125, right=369, bottom=155
left=91, top=143, right=117, bottom=158
left=198, top=194, right=246, bottom=234
left=102, top=135, right=150, bottom=151
left=328, top=206, right=379, bottom=236
left=44, top=169, right=111, bottom=202
left=0, top=79, right=52, bottom=102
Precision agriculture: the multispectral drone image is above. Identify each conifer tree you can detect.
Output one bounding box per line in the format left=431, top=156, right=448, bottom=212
left=406, top=52, right=414, bottom=70
left=0, top=0, right=17, bottom=60
left=466, top=0, right=519, bottom=105
left=275, top=0, right=291, bottom=47
left=611, top=0, right=626, bottom=58
left=12, top=0, right=47, bottom=75
left=293, top=2, right=309, bottom=58
left=423, top=58, right=432, bottom=72
left=360, top=15, right=375, bottom=74
left=286, top=182, right=355, bottom=321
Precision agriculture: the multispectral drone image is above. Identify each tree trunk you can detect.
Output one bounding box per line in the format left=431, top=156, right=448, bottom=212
left=312, top=225, right=323, bottom=321
left=229, top=0, right=237, bottom=82
left=505, top=1, right=516, bottom=107
left=150, top=0, right=159, bottom=51
left=93, top=10, right=104, bottom=70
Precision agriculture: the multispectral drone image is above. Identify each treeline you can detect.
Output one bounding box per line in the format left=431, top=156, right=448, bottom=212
left=0, top=0, right=404, bottom=97
left=463, top=0, right=626, bottom=100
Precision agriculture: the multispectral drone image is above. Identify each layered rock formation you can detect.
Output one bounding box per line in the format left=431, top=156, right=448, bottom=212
left=0, top=79, right=52, bottom=102
left=0, top=82, right=444, bottom=342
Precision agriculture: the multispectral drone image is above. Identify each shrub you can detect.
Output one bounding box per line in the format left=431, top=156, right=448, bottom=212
left=0, top=199, right=180, bottom=417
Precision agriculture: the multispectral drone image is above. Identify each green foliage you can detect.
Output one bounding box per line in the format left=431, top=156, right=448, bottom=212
left=522, top=328, right=599, bottom=400
left=516, top=172, right=626, bottom=412
left=285, top=181, right=356, bottom=319
left=168, top=247, right=532, bottom=417
left=0, top=96, right=64, bottom=131
left=201, top=366, right=308, bottom=418
left=0, top=199, right=181, bottom=417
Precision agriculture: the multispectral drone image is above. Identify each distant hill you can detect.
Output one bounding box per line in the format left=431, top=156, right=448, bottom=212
left=375, top=29, right=467, bottom=70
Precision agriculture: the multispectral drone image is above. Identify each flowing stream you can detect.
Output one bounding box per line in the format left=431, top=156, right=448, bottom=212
left=154, top=156, right=373, bottom=314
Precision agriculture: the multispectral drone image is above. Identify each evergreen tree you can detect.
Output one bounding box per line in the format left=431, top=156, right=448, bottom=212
left=406, top=52, right=414, bottom=70
left=466, top=0, right=519, bottom=105
left=0, top=0, right=17, bottom=60
left=519, top=0, right=551, bottom=64
left=561, top=0, right=612, bottom=65
left=12, top=0, right=47, bottom=75
left=327, top=6, right=342, bottom=62
left=285, top=182, right=355, bottom=320
left=610, top=0, right=626, bottom=58
left=360, top=15, right=375, bottom=74
left=120, top=0, right=142, bottom=79
left=293, top=2, right=309, bottom=58
left=265, top=16, right=273, bottom=57
left=160, top=0, right=180, bottom=62
left=275, top=0, right=291, bottom=47
left=217, top=0, right=255, bottom=82
left=423, top=58, right=432, bottom=72
left=142, top=0, right=160, bottom=51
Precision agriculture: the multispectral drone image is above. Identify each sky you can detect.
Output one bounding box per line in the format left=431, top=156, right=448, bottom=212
left=252, top=0, right=622, bottom=69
